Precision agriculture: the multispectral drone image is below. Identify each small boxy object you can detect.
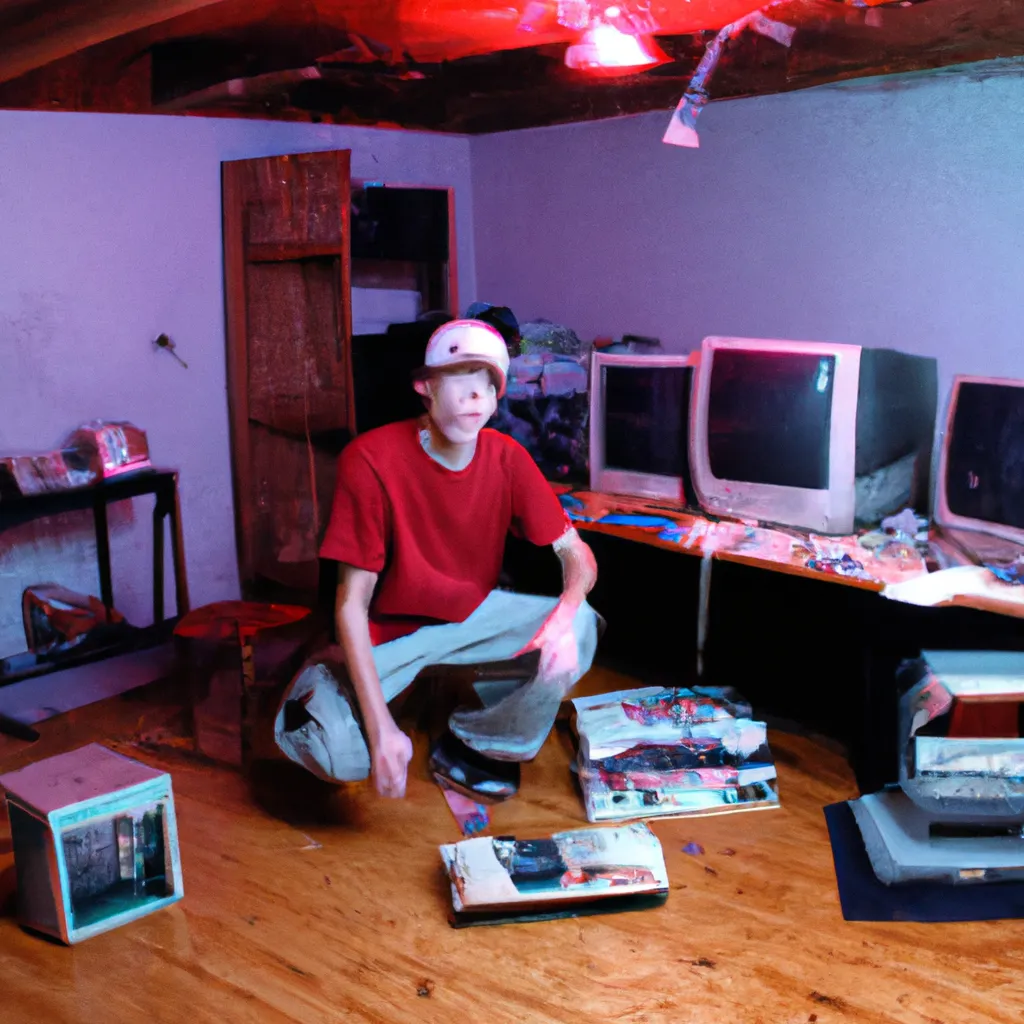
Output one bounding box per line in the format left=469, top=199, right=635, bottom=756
left=0, top=743, right=183, bottom=944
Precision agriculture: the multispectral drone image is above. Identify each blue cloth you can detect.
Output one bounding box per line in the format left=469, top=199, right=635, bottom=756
left=823, top=801, right=1024, bottom=922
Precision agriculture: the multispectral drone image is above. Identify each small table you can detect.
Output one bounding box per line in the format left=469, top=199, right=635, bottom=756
left=0, top=467, right=190, bottom=631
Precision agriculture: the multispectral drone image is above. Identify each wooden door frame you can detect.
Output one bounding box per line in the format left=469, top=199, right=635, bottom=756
left=222, top=150, right=353, bottom=591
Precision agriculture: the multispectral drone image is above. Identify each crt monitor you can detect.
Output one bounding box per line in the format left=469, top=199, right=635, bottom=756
left=689, top=336, right=938, bottom=534
left=934, top=374, right=1024, bottom=547
left=588, top=351, right=700, bottom=504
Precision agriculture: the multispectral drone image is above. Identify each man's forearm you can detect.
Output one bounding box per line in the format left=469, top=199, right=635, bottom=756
left=336, top=602, right=394, bottom=741
left=555, top=529, right=597, bottom=610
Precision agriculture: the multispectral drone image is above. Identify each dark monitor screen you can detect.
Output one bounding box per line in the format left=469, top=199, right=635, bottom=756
left=946, top=381, right=1024, bottom=530
left=603, top=365, right=692, bottom=478
left=707, top=350, right=836, bottom=490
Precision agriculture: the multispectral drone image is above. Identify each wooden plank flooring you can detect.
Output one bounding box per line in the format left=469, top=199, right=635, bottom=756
left=1, top=667, right=1022, bottom=1024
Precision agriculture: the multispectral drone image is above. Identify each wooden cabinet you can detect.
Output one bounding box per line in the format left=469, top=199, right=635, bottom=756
left=222, top=150, right=354, bottom=597
left=222, top=156, right=459, bottom=602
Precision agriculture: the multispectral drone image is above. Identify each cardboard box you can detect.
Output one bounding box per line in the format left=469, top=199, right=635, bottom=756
left=0, top=743, right=184, bottom=944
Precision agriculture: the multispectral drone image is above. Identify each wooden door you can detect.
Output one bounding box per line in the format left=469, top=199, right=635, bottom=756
left=222, top=150, right=354, bottom=596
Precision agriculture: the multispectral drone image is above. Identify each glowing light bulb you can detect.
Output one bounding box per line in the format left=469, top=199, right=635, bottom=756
left=564, top=17, right=668, bottom=73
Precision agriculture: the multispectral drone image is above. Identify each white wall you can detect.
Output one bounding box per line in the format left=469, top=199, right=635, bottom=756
left=5, top=68, right=1023, bottom=657
left=0, top=111, right=474, bottom=657
left=470, top=67, right=1024, bottom=400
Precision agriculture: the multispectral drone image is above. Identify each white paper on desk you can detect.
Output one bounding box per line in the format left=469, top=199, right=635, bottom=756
left=883, top=565, right=1024, bottom=609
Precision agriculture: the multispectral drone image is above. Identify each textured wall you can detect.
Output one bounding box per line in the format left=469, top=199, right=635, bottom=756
left=0, top=112, right=474, bottom=657
left=471, top=68, right=1024, bottom=403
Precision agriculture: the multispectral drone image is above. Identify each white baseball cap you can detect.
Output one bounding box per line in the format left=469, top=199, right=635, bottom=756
left=421, top=319, right=510, bottom=398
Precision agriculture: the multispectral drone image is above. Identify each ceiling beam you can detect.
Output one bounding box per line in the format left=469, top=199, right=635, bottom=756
left=0, top=0, right=234, bottom=85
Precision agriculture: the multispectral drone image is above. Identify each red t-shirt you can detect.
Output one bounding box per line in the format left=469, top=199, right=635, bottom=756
left=320, top=419, right=570, bottom=645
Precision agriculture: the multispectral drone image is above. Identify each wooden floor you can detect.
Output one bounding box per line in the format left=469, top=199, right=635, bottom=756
left=1, top=666, right=1022, bottom=1024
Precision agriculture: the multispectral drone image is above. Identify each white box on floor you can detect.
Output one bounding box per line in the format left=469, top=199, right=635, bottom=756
left=0, top=743, right=184, bottom=944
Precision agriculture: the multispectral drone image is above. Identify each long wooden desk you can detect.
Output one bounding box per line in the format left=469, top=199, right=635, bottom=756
left=548, top=486, right=1024, bottom=795
left=552, top=486, right=1024, bottom=620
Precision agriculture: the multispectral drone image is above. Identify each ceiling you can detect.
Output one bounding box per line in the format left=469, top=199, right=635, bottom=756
left=0, top=0, right=1021, bottom=134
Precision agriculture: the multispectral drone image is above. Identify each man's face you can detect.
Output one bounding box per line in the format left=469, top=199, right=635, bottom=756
left=419, top=366, right=498, bottom=444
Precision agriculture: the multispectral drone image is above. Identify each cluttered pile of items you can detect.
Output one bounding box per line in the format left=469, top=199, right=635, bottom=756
left=571, top=685, right=778, bottom=822
left=0, top=420, right=155, bottom=689
left=441, top=821, right=669, bottom=927
left=0, top=420, right=150, bottom=500
left=435, top=682, right=777, bottom=925
left=827, top=649, right=1024, bottom=923
left=851, top=650, right=1024, bottom=886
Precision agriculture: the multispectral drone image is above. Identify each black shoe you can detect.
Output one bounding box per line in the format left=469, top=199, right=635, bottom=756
left=429, top=731, right=520, bottom=804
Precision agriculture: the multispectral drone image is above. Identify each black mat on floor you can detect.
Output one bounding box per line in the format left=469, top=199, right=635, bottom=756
left=823, top=801, right=1024, bottom=922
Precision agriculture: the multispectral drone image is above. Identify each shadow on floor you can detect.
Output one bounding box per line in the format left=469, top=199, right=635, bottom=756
left=246, top=759, right=369, bottom=830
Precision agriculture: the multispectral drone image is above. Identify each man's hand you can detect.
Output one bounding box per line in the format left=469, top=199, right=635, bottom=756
left=516, top=527, right=596, bottom=682
left=516, top=600, right=580, bottom=680
left=369, top=720, right=414, bottom=798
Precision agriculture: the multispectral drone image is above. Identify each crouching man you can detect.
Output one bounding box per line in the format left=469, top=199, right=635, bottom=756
left=275, top=319, right=601, bottom=798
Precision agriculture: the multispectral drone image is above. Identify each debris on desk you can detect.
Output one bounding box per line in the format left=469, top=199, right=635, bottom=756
left=558, top=493, right=590, bottom=518
left=985, top=561, right=1024, bottom=586
left=806, top=553, right=867, bottom=578
left=685, top=519, right=708, bottom=550
left=861, top=508, right=931, bottom=562
left=884, top=565, right=1024, bottom=608
left=880, top=508, right=928, bottom=540
left=598, top=514, right=692, bottom=545
left=791, top=539, right=817, bottom=560
left=556, top=494, right=694, bottom=544
left=729, top=526, right=763, bottom=553
left=597, top=514, right=678, bottom=530
left=874, top=534, right=920, bottom=563
left=555, top=493, right=929, bottom=586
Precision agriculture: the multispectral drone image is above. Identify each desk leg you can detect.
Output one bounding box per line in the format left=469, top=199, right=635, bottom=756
left=696, top=551, right=713, bottom=678
left=153, top=498, right=165, bottom=624
left=169, top=477, right=191, bottom=616
left=93, top=496, right=114, bottom=613
left=853, top=601, right=904, bottom=796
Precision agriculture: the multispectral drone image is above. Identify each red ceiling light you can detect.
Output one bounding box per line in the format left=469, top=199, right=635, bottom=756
left=562, top=3, right=669, bottom=75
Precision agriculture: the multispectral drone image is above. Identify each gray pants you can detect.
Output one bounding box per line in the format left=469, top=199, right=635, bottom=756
left=274, top=591, right=602, bottom=783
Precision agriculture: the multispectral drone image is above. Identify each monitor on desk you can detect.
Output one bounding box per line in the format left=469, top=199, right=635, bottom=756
left=588, top=351, right=700, bottom=506
left=934, top=375, right=1024, bottom=549
left=688, top=336, right=938, bottom=535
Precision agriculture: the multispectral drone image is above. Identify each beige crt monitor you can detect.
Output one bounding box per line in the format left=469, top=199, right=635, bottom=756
left=933, top=374, right=1024, bottom=549
left=588, top=350, right=700, bottom=504
left=688, top=336, right=865, bottom=535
